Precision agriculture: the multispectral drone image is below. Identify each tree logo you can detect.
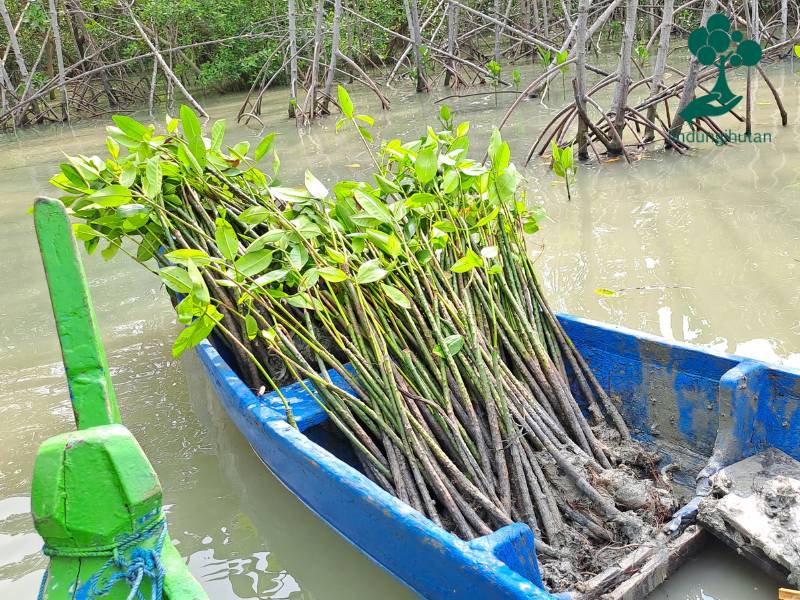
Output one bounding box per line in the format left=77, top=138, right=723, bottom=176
left=680, top=14, right=762, bottom=123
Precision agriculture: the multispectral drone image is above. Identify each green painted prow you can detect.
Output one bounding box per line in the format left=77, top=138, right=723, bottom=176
left=31, top=197, right=207, bottom=600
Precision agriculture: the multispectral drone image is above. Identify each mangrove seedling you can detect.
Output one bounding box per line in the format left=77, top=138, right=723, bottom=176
left=512, top=68, right=521, bottom=91
left=537, top=47, right=552, bottom=99
left=634, top=41, right=650, bottom=67
left=487, top=60, right=501, bottom=106
left=51, top=92, right=672, bottom=589
left=438, top=104, right=453, bottom=130
left=556, top=50, right=569, bottom=96
left=551, top=140, right=576, bottom=201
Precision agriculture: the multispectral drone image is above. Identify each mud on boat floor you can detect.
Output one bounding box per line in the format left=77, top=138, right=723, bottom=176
left=536, top=426, right=680, bottom=592
left=698, top=448, right=800, bottom=586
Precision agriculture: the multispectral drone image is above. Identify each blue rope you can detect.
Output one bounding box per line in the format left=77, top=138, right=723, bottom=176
left=37, top=514, right=167, bottom=600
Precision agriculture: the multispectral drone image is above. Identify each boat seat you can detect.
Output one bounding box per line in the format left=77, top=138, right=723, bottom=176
left=260, top=366, right=354, bottom=432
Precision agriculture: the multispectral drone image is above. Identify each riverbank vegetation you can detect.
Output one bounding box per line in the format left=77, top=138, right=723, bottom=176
left=50, top=94, right=683, bottom=588
left=1, top=0, right=795, bottom=161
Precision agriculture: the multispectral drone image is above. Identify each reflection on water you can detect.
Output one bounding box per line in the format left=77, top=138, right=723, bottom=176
left=0, top=57, right=798, bottom=598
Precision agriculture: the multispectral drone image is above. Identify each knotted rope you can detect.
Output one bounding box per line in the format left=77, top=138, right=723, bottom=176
left=38, top=513, right=167, bottom=600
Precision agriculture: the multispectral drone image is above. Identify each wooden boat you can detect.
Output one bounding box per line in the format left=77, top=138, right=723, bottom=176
left=195, top=312, right=800, bottom=599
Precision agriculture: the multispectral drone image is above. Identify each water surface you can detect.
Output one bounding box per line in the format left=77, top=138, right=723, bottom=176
left=1, top=59, right=798, bottom=598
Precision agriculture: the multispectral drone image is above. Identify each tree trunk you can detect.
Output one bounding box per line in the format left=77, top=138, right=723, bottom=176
left=287, top=0, right=299, bottom=117
left=494, top=0, right=502, bottom=62
left=47, top=0, right=68, bottom=121
left=574, top=0, right=591, bottom=160
left=781, top=0, right=788, bottom=42
left=0, top=0, right=28, bottom=80
left=321, top=0, right=342, bottom=112
left=65, top=0, right=118, bottom=108
left=668, top=0, right=715, bottom=140
left=302, top=0, right=326, bottom=123
left=607, top=0, right=638, bottom=154
left=445, top=2, right=459, bottom=86
left=46, top=34, right=55, bottom=100
left=148, top=34, right=158, bottom=117
left=121, top=1, right=207, bottom=118
left=542, top=0, right=549, bottom=37
left=404, top=0, right=429, bottom=92
left=644, top=0, right=674, bottom=141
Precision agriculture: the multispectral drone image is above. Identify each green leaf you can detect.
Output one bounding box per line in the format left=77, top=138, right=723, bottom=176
left=450, top=248, right=484, bottom=273
left=442, top=170, right=459, bottom=194
left=365, top=229, right=402, bottom=257
left=100, top=241, right=119, bottom=260
left=177, top=144, right=202, bottom=174
left=415, top=147, right=438, bottom=184
left=374, top=174, right=401, bottom=194
left=304, top=170, right=328, bottom=199
left=211, top=119, right=226, bottom=151
left=239, top=206, right=271, bottom=225
left=172, top=306, right=222, bottom=358
left=287, top=293, right=315, bottom=310
left=106, top=137, right=120, bottom=160
left=120, top=165, right=137, bottom=188
left=523, top=219, right=540, bottom=234
left=488, top=129, right=502, bottom=161
left=380, top=283, right=410, bottom=309
left=143, top=156, right=162, bottom=199
left=187, top=260, right=210, bottom=305
left=231, top=141, right=250, bottom=159
left=235, top=249, right=273, bottom=277
left=291, top=215, right=322, bottom=239
left=187, top=136, right=207, bottom=170
left=165, top=248, right=215, bottom=266
left=433, top=220, right=456, bottom=233
left=355, top=259, right=387, bottom=284
left=476, top=207, right=499, bottom=227
left=493, top=142, right=510, bottom=172
left=180, top=104, right=202, bottom=140
left=338, top=85, right=354, bottom=119
left=288, top=243, right=309, bottom=270
left=357, top=126, right=373, bottom=142
left=405, top=192, right=437, bottom=209
left=89, top=185, right=132, bottom=208
left=112, top=115, right=150, bottom=141
left=159, top=266, right=193, bottom=293
left=356, top=114, right=374, bottom=126
left=354, top=189, right=393, bottom=223
left=254, top=133, right=276, bottom=161
left=254, top=268, right=289, bottom=285
left=72, top=223, right=98, bottom=241
left=247, top=229, right=284, bottom=251
left=317, top=266, right=347, bottom=282
left=433, top=334, right=464, bottom=358
left=245, top=313, right=258, bottom=340
left=215, top=218, right=238, bottom=261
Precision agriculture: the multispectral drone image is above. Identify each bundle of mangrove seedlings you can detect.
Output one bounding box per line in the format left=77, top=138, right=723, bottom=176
left=51, top=90, right=675, bottom=588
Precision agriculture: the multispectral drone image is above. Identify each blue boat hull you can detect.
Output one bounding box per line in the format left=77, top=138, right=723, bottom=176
left=195, top=313, right=800, bottom=599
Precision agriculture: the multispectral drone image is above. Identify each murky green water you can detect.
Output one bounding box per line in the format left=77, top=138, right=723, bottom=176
left=1, top=58, right=798, bottom=599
